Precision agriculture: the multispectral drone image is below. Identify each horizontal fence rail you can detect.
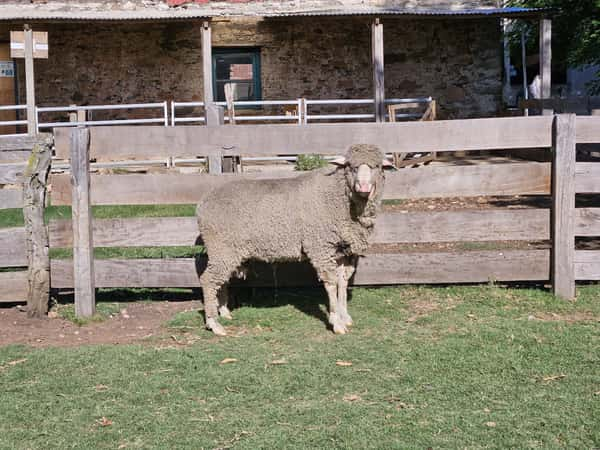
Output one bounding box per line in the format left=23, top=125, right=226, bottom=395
left=48, top=162, right=552, bottom=206
left=49, top=250, right=552, bottom=290
left=53, top=116, right=554, bottom=161
left=0, top=271, right=28, bottom=302
left=37, top=102, right=169, bottom=130
left=2, top=97, right=436, bottom=137
left=47, top=209, right=552, bottom=249
left=0, top=104, right=28, bottom=133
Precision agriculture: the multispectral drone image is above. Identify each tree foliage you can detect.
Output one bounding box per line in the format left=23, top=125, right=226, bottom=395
left=509, top=0, right=600, bottom=93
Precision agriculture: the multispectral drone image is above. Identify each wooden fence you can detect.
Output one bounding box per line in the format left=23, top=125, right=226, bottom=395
left=1, top=115, right=600, bottom=317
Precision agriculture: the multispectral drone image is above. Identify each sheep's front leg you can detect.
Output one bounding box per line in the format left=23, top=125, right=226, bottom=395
left=323, top=278, right=347, bottom=334
left=202, top=285, right=227, bottom=336
left=337, top=262, right=355, bottom=328
left=218, top=284, right=233, bottom=320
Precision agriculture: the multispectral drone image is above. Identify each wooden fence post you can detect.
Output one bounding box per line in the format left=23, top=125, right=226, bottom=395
left=70, top=127, right=95, bottom=317
left=22, top=134, right=52, bottom=317
left=371, top=18, right=385, bottom=123
left=552, top=114, right=576, bottom=299
left=23, top=25, right=38, bottom=136
left=205, top=103, right=226, bottom=173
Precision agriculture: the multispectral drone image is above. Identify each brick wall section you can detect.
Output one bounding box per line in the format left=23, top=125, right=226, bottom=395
left=0, top=17, right=502, bottom=120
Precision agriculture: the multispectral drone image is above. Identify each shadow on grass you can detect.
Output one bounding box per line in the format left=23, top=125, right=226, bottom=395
left=53, top=287, right=201, bottom=305
left=230, top=286, right=332, bottom=327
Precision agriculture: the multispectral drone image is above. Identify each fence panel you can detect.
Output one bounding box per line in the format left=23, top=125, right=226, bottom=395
left=43, top=116, right=600, bottom=316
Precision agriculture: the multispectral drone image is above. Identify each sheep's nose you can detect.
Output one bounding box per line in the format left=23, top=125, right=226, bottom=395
left=355, top=182, right=372, bottom=193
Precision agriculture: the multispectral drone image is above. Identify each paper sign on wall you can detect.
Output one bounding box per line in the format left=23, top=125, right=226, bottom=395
left=10, top=31, right=48, bottom=59
left=0, top=61, right=15, bottom=77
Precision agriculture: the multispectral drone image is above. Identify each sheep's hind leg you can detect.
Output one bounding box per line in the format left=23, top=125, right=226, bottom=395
left=218, top=284, right=233, bottom=320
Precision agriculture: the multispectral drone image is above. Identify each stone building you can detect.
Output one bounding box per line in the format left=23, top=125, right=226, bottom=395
left=0, top=0, right=550, bottom=124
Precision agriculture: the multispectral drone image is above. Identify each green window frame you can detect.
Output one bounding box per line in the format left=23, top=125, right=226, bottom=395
left=212, top=47, right=262, bottom=104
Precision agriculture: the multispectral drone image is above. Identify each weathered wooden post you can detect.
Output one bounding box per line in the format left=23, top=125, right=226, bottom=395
left=205, top=103, right=226, bottom=173
left=539, top=18, right=552, bottom=116
left=552, top=114, right=576, bottom=299
left=22, top=134, right=52, bottom=316
left=70, top=127, right=95, bottom=317
left=371, top=18, right=385, bottom=123
left=201, top=20, right=213, bottom=106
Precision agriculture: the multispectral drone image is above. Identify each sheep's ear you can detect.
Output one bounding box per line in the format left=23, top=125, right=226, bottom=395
left=329, top=156, right=346, bottom=166
left=382, top=158, right=397, bottom=170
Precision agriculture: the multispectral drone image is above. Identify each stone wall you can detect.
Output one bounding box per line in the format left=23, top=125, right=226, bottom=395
left=0, top=16, right=502, bottom=120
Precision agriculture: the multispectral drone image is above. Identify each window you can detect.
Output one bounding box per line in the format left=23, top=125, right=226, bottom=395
left=212, top=48, right=261, bottom=103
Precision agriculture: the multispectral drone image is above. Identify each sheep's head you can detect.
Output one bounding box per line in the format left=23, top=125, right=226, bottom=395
left=332, top=144, right=392, bottom=202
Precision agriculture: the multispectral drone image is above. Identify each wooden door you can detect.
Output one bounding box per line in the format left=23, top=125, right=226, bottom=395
left=0, top=43, right=17, bottom=134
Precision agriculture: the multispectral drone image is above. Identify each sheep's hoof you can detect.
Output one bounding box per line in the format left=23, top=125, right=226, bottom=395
left=218, top=305, right=233, bottom=320
left=340, top=312, right=353, bottom=327
left=206, top=318, right=227, bottom=336
left=333, top=322, right=348, bottom=335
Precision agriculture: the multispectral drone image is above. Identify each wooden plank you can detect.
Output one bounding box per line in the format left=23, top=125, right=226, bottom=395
left=49, top=209, right=549, bottom=250
left=0, top=188, right=22, bottom=209
left=50, top=250, right=550, bottom=288
left=353, top=250, right=550, bottom=284
left=552, top=114, right=576, bottom=300
left=49, top=217, right=200, bottom=248
left=51, top=258, right=200, bottom=288
left=383, top=162, right=551, bottom=199
left=0, top=150, right=31, bottom=163
left=0, top=134, right=38, bottom=151
left=576, top=117, right=600, bottom=143
left=202, top=21, right=213, bottom=106
left=372, top=18, right=385, bottom=123
left=0, top=227, right=27, bottom=267
left=70, top=128, right=95, bottom=317
left=53, top=117, right=554, bottom=160
left=539, top=18, right=552, bottom=116
left=50, top=171, right=301, bottom=206
left=0, top=270, right=28, bottom=302
left=575, top=208, right=600, bottom=236
left=0, top=163, right=25, bottom=184
left=50, top=162, right=551, bottom=206
left=372, top=209, right=550, bottom=243
left=575, top=163, right=600, bottom=193
left=574, top=250, right=600, bottom=280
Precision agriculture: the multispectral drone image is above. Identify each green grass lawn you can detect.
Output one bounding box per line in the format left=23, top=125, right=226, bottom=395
left=1, top=285, right=599, bottom=449
left=0, top=205, right=204, bottom=259
left=0, top=204, right=196, bottom=229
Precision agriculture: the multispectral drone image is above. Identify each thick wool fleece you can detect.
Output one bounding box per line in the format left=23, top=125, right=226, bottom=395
left=197, top=144, right=386, bottom=326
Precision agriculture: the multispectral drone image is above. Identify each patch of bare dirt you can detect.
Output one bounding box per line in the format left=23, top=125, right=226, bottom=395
left=0, top=301, right=201, bottom=348
left=404, top=294, right=460, bottom=323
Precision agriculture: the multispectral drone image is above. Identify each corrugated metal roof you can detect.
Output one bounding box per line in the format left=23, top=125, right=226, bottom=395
left=264, top=7, right=551, bottom=18
left=0, top=8, right=210, bottom=21
left=0, top=3, right=550, bottom=22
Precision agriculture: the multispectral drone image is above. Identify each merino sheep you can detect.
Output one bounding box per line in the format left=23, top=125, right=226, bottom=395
left=197, top=144, right=390, bottom=336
